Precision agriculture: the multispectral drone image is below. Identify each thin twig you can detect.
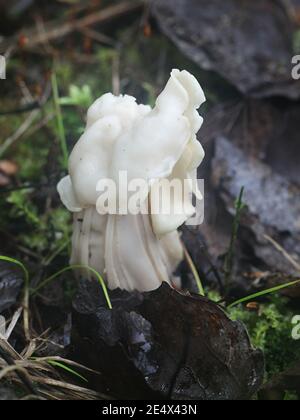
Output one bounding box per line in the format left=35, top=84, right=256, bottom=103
left=264, top=234, right=300, bottom=272
left=0, top=364, right=28, bottom=381
left=22, top=339, right=37, bottom=360
left=1, top=1, right=143, bottom=52
left=0, top=342, right=36, bottom=395
left=21, top=395, right=46, bottom=401
left=34, top=14, right=57, bottom=55
left=31, top=376, right=110, bottom=399
left=0, top=82, right=51, bottom=156
left=51, top=72, right=68, bottom=169
left=0, top=110, right=40, bottom=157
left=32, top=356, right=101, bottom=376
left=0, top=336, right=110, bottom=400
left=23, top=287, right=31, bottom=341
left=78, top=27, right=117, bottom=47
left=18, top=79, right=34, bottom=104
left=0, top=336, right=22, bottom=360
left=5, top=307, right=23, bottom=340
left=41, top=238, right=70, bottom=267
left=25, top=112, right=55, bottom=140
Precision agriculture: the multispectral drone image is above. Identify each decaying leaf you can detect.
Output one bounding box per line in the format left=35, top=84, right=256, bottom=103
left=152, top=0, right=300, bottom=98
left=72, top=281, right=264, bottom=400
left=0, top=261, right=23, bottom=313
left=196, top=100, right=300, bottom=287
left=35, top=314, right=72, bottom=358
left=212, top=136, right=300, bottom=275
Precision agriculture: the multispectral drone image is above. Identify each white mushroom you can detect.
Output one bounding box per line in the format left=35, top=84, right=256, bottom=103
left=57, top=69, right=205, bottom=292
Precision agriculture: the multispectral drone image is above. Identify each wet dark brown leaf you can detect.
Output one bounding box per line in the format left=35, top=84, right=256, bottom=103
left=186, top=99, right=300, bottom=297
left=72, top=281, right=264, bottom=400
left=0, top=261, right=23, bottom=313
left=202, top=99, right=300, bottom=277
left=152, top=0, right=300, bottom=98
left=212, top=136, right=300, bottom=274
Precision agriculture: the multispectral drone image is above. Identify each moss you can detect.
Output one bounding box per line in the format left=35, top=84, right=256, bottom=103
left=208, top=289, right=300, bottom=387
left=3, top=188, right=71, bottom=258
left=284, top=390, right=299, bottom=400
left=229, top=297, right=300, bottom=378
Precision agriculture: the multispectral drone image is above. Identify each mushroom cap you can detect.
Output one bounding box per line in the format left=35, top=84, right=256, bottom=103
left=57, top=69, right=206, bottom=237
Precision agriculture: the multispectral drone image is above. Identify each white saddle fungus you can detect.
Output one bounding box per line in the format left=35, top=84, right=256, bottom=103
left=57, top=69, right=205, bottom=292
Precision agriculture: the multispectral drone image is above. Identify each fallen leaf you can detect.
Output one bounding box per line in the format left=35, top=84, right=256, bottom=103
left=152, top=0, right=300, bottom=99
left=72, top=281, right=264, bottom=400
left=0, top=261, right=23, bottom=313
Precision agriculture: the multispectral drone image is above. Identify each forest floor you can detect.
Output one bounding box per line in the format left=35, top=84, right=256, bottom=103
left=0, top=0, right=299, bottom=400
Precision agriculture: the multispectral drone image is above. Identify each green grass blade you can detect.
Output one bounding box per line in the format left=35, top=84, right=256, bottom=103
left=228, top=279, right=300, bottom=309
left=48, top=360, right=88, bottom=383
left=0, top=255, right=29, bottom=288
left=42, top=238, right=70, bottom=267
left=183, top=246, right=205, bottom=296
left=51, top=72, right=68, bottom=169
left=32, top=264, right=112, bottom=310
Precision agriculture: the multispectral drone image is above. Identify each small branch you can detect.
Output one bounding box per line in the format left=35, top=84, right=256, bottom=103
left=1, top=1, right=143, bottom=53
left=264, top=234, right=300, bottom=273
left=4, top=308, right=23, bottom=341
left=78, top=27, right=117, bottom=47
left=51, top=72, right=68, bottom=169
left=0, top=339, right=36, bottom=395
left=23, top=287, right=31, bottom=342
left=0, top=82, right=51, bottom=156
left=0, top=110, right=40, bottom=158
left=0, top=335, right=22, bottom=360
